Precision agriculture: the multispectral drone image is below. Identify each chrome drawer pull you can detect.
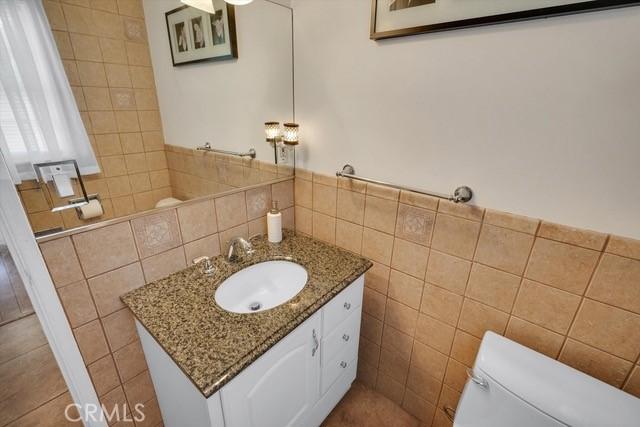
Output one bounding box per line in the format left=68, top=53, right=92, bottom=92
left=343, top=302, right=351, bottom=310
left=340, top=361, right=347, bottom=368
left=466, top=368, right=488, bottom=389
left=311, top=329, right=319, bottom=357
left=342, top=334, right=350, bottom=342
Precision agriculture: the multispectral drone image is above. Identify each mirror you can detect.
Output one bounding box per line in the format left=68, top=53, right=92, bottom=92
left=15, top=0, right=294, bottom=237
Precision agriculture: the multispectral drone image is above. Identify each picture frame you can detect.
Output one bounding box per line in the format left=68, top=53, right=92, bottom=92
left=370, top=0, right=640, bottom=40
left=165, top=2, right=238, bottom=66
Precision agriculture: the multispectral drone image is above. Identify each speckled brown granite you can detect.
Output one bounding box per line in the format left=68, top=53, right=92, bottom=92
left=121, top=230, right=372, bottom=398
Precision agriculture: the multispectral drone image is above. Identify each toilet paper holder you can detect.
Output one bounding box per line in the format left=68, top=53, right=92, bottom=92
left=68, top=193, right=101, bottom=219
left=33, top=159, right=92, bottom=214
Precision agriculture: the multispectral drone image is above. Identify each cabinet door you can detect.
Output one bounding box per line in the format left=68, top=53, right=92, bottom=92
left=220, top=311, right=321, bottom=427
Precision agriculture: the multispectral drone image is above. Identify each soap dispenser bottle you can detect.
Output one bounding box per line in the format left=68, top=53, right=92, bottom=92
left=267, top=201, right=282, bottom=243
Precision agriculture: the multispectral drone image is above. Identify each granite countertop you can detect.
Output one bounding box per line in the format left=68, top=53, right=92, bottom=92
left=121, top=230, right=372, bottom=398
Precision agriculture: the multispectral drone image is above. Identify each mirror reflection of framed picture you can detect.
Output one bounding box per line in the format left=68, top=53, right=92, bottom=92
left=165, top=1, right=238, bottom=66
left=371, top=0, right=640, bottom=40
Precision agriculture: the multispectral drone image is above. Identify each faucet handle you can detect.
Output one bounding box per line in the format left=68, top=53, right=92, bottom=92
left=192, top=256, right=215, bottom=275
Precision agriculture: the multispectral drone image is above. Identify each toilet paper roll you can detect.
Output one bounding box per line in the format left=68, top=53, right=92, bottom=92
left=79, top=199, right=103, bottom=220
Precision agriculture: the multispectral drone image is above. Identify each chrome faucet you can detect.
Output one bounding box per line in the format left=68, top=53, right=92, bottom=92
left=226, top=236, right=255, bottom=262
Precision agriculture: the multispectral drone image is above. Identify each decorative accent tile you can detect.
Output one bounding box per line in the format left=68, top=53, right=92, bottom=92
left=131, top=210, right=182, bottom=258
left=395, top=203, right=435, bottom=246
left=123, top=17, right=146, bottom=42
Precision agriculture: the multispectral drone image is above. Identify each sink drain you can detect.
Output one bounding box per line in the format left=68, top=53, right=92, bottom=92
left=248, top=302, right=262, bottom=311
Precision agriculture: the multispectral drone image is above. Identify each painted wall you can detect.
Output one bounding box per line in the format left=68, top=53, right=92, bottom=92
left=143, top=0, right=293, bottom=163
left=292, top=0, right=640, bottom=239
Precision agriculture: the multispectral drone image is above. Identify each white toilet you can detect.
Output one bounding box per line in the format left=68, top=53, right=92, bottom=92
left=454, top=332, right=640, bottom=426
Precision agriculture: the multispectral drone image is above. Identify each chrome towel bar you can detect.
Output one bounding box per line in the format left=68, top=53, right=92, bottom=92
left=196, top=142, right=256, bottom=159
left=335, top=164, right=473, bottom=204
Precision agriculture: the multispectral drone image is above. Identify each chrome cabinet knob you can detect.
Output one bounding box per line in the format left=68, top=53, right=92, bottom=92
left=342, top=334, right=350, bottom=342
left=192, top=256, right=214, bottom=275
left=343, top=302, right=351, bottom=310
left=340, top=361, right=347, bottom=368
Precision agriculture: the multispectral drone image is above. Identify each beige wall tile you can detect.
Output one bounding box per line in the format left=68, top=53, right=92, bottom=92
left=362, top=228, right=394, bottom=266
left=399, top=191, right=438, bottom=211
left=102, top=308, right=137, bottom=352
left=402, top=389, right=436, bottom=424
left=458, top=298, right=509, bottom=338
left=57, top=280, right=98, bottom=328
left=623, top=366, right=640, bottom=398
left=117, top=0, right=144, bottom=17
left=363, top=287, right=386, bottom=321
left=73, top=319, right=109, bottom=364
left=134, top=88, right=157, bottom=109
left=77, top=61, right=108, bottom=87
left=149, top=169, right=170, bottom=189
left=145, top=151, right=167, bottom=171
left=425, top=250, right=471, bottom=296
left=92, top=0, right=119, bottom=13
left=89, top=111, right=117, bottom=133
left=138, top=110, right=161, bottom=131
left=95, top=133, right=122, bottom=156
left=282, top=206, right=294, bottom=230
left=415, top=314, right=455, bottom=355
left=219, top=224, right=249, bottom=251
left=93, top=9, right=123, bottom=39
left=559, top=339, right=633, bottom=387
left=40, top=237, right=84, bottom=287
left=141, top=131, right=164, bottom=152
left=312, top=183, right=337, bottom=216
left=431, top=214, right=481, bottom=260
left=336, top=188, right=365, bottom=225
left=215, top=192, right=247, bottom=231
left=365, top=262, right=390, bottom=295
left=366, top=183, right=399, bottom=201
left=129, top=65, right=154, bottom=88
left=538, top=222, right=607, bottom=251
left=484, top=209, right=539, bottom=234
left=271, top=180, right=294, bottom=209
left=505, top=317, right=564, bottom=358
left=391, top=238, right=429, bottom=279
left=294, top=206, right=312, bottom=235
left=87, top=262, right=144, bottom=316
left=437, top=385, right=461, bottom=415
left=131, top=210, right=181, bottom=258
left=512, top=279, right=581, bottom=334
left=587, top=254, right=640, bottom=314
left=177, top=200, right=217, bottom=243
left=120, top=132, right=144, bottom=153
left=106, top=175, right=132, bottom=197
left=72, top=222, right=138, bottom=277
left=420, top=283, right=463, bottom=327
left=606, top=235, right=640, bottom=260
left=312, top=172, right=336, bottom=187
left=62, top=3, right=94, bottom=34
left=52, top=30, right=74, bottom=59
left=294, top=177, right=312, bottom=209
left=385, top=299, right=419, bottom=336
left=111, top=88, right=136, bottom=110
left=359, top=336, right=381, bottom=369
left=569, top=299, right=640, bottom=361
left=113, top=339, right=147, bottom=382
left=395, top=203, right=435, bottom=246
left=184, top=234, right=220, bottom=263
left=105, top=63, right=132, bottom=88
left=312, top=212, right=336, bottom=244
left=115, top=110, right=140, bottom=132
left=375, top=373, right=404, bottom=405
left=129, top=172, right=151, bottom=193
left=411, top=340, right=448, bottom=381
left=99, top=37, right=127, bottom=64
left=381, top=325, right=413, bottom=361
left=361, top=312, right=383, bottom=345
left=444, top=358, right=469, bottom=393
left=438, top=200, right=484, bottom=222
left=364, top=195, right=398, bottom=235
left=70, top=33, right=102, bottom=61
left=465, top=263, right=521, bottom=312
left=101, top=155, right=127, bottom=177
left=43, top=1, right=67, bottom=31
left=474, top=224, right=534, bottom=275
left=525, top=238, right=600, bottom=295
left=338, top=176, right=366, bottom=193
left=335, top=219, right=363, bottom=254
left=141, top=246, right=186, bottom=283
left=133, top=190, right=155, bottom=212
left=450, top=330, right=481, bottom=366
left=406, top=363, right=442, bottom=404
left=20, top=189, right=49, bottom=213
left=248, top=216, right=267, bottom=237
left=388, top=269, right=423, bottom=310
left=88, top=355, right=120, bottom=397
left=246, top=186, right=271, bottom=220
left=378, top=347, right=410, bottom=383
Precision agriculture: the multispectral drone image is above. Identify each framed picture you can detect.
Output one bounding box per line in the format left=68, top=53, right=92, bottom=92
left=165, top=2, right=238, bottom=66
left=370, top=0, right=640, bottom=40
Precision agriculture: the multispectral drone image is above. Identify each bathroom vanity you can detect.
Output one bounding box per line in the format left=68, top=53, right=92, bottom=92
left=122, top=232, right=372, bottom=427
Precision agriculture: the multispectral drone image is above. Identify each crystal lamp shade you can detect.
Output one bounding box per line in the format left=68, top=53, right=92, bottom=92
left=282, top=123, right=299, bottom=145
left=265, top=122, right=280, bottom=142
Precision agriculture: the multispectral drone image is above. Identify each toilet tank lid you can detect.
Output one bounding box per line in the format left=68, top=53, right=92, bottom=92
left=475, top=332, right=640, bottom=426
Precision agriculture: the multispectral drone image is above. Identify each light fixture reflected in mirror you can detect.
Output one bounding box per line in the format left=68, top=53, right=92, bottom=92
left=264, top=122, right=280, bottom=143
left=282, top=123, right=299, bottom=145
left=265, top=121, right=299, bottom=166
left=180, top=0, right=215, bottom=13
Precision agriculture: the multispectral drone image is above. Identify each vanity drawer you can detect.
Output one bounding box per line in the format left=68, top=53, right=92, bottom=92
left=321, top=339, right=358, bottom=395
left=322, top=309, right=361, bottom=365
left=322, top=275, right=364, bottom=334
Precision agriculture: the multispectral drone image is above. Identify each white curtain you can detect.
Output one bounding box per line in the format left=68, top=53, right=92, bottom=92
left=0, top=0, right=99, bottom=184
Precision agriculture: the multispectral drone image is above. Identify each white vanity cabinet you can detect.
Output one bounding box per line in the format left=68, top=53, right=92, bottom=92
left=137, top=275, right=365, bottom=427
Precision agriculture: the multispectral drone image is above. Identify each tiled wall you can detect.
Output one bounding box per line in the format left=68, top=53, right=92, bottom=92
left=165, top=144, right=294, bottom=201
left=38, top=179, right=294, bottom=425
left=23, top=0, right=173, bottom=234
left=293, top=169, right=640, bottom=427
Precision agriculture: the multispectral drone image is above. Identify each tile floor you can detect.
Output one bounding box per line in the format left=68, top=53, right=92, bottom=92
left=0, top=245, right=33, bottom=325
left=323, top=382, right=420, bottom=427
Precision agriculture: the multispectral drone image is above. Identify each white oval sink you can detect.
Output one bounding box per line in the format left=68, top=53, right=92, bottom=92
left=215, top=261, right=308, bottom=314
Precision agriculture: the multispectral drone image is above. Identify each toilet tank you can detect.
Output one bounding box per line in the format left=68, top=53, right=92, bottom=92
left=454, top=332, right=640, bottom=427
